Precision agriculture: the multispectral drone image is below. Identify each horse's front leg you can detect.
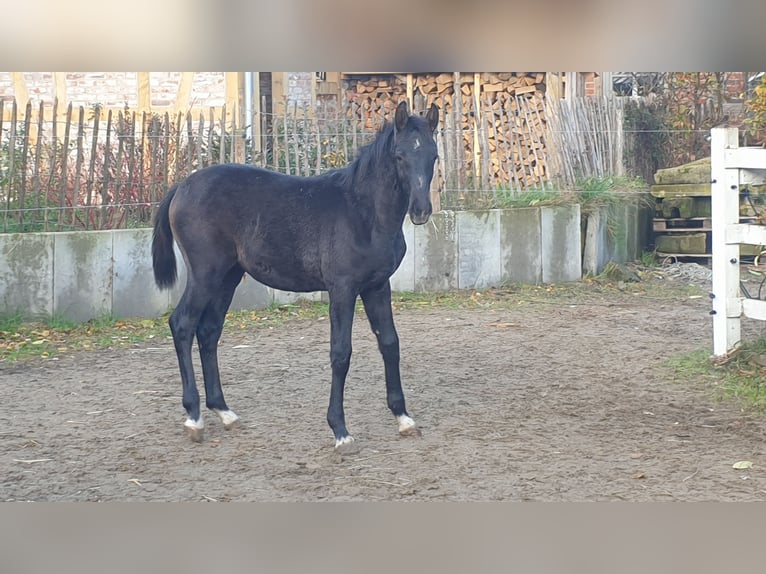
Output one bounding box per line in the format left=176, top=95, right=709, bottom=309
left=326, top=288, right=357, bottom=449
left=361, top=281, right=420, bottom=438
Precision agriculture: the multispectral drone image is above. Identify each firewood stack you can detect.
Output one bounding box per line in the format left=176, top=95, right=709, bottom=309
left=342, top=72, right=550, bottom=190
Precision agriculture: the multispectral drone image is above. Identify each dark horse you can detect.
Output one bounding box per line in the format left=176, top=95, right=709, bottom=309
left=152, top=101, right=439, bottom=448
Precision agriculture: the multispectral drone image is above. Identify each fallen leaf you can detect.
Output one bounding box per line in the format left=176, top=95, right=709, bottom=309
left=733, top=461, right=753, bottom=470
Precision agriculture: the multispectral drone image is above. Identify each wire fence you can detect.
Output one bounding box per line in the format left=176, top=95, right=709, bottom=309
left=1, top=93, right=656, bottom=233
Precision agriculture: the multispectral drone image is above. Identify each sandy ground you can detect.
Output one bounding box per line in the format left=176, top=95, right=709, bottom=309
left=3, top=269, right=766, bottom=501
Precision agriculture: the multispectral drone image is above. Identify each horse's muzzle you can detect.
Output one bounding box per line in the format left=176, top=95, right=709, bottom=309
left=409, top=209, right=432, bottom=225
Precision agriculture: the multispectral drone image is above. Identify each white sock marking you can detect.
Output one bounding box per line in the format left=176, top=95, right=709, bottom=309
left=397, top=414, right=416, bottom=433
left=184, top=416, right=204, bottom=430
left=213, top=409, right=239, bottom=427
left=335, top=435, right=355, bottom=448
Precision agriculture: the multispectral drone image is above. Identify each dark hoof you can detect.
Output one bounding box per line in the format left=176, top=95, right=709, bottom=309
left=185, top=425, right=204, bottom=443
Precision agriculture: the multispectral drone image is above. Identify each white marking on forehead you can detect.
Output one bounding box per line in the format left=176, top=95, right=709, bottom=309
left=414, top=138, right=421, bottom=150
left=417, top=176, right=425, bottom=188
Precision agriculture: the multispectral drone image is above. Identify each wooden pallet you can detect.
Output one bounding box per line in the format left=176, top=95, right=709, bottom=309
left=653, top=217, right=712, bottom=232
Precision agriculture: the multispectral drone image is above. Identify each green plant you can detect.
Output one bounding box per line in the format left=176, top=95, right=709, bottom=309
left=640, top=250, right=659, bottom=267
left=667, top=339, right=766, bottom=412
left=744, top=74, right=766, bottom=145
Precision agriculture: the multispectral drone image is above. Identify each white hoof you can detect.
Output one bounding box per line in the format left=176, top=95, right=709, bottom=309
left=397, top=414, right=421, bottom=437
left=334, top=435, right=355, bottom=449
left=184, top=417, right=204, bottom=442
left=213, top=409, right=240, bottom=430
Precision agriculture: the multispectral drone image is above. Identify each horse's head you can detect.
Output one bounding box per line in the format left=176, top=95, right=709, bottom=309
left=392, top=101, right=439, bottom=225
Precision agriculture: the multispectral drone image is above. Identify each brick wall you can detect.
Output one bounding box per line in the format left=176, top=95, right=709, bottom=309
left=0, top=72, right=227, bottom=108
left=286, top=72, right=314, bottom=109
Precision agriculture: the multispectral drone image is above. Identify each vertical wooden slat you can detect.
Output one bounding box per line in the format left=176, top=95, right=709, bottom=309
left=163, top=112, right=170, bottom=192
left=113, top=110, right=125, bottom=225
left=201, top=110, right=209, bottom=169
left=137, top=72, right=151, bottom=114
left=173, top=112, right=182, bottom=182
left=2, top=100, right=14, bottom=232
left=219, top=103, right=227, bottom=164
left=48, top=98, right=58, bottom=229
left=18, top=101, right=32, bottom=228
left=100, top=109, right=113, bottom=228
left=72, top=106, right=85, bottom=228
left=185, top=111, right=194, bottom=173
left=57, top=103, right=72, bottom=230
left=126, top=111, right=136, bottom=219
left=32, top=101, right=44, bottom=223
left=138, top=110, right=147, bottom=224
left=84, top=106, right=101, bottom=229
left=452, top=73, right=464, bottom=192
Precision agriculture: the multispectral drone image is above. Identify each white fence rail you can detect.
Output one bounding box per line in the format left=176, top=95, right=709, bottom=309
left=711, top=127, right=766, bottom=356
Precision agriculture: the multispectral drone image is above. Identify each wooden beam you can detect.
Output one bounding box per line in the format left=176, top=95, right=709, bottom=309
left=11, top=72, right=29, bottom=103
left=272, top=72, right=286, bottom=116
left=53, top=72, right=67, bottom=103
left=137, top=72, right=151, bottom=113
left=406, top=73, right=413, bottom=109
left=174, top=72, right=194, bottom=114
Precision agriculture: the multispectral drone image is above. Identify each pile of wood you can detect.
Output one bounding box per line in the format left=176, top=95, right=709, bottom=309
left=342, top=73, right=551, bottom=189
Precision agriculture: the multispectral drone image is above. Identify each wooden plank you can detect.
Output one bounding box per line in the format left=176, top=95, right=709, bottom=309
left=72, top=106, right=85, bottom=228
left=726, top=223, right=766, bottom=246
left=724, top=147, right=766, bottom=170
left=742, top=297, right=766, bottom=321
left=711, top=127, right=743, bottom=356
left=18, top=101, right=31, bottom=227
left=53, top=73, right=68, bottom=111
left=174, top=72, right=194, bottom=114
left=101, top=109, right=113, bottom=228
left=137, top=72, right=151, bottom=113
left=11, top=72, right=29, bottom=104
left=57, top=103, right=72, bottom=230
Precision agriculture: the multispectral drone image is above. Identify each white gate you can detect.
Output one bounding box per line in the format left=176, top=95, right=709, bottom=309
left=711, top=127, right=766, bottom=356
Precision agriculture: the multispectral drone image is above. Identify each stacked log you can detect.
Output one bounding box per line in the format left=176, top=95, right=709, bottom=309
left=342, top=72, right=550, bottom=189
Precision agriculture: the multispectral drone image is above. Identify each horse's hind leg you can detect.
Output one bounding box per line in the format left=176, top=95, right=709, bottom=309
left=196, top=264, right=244, bottom=431
left=360, top=281, right=420, bottom=438
left=168, top=282, right=212, bottom=442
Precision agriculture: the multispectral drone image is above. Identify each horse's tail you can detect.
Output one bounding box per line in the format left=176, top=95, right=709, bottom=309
left=152, top=184, right=179, bottom=290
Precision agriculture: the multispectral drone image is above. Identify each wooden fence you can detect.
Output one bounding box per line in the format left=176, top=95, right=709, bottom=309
left=0, top=93, right=632, bottom=232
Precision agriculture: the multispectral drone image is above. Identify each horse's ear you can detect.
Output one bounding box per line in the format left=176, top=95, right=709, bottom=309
left=394, top=101, right=409, bottom=131
left=426, top=103, right=439, bottom=133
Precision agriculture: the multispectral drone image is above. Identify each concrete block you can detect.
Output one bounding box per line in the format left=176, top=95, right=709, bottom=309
left=112, top=229, right=169, bottom=318
left=272, top=289, right=324, bottom=306
left=542, top=204, right=582, bottom=283
left=457, top=210, right=502, bottom=289
left=414, top=210, right=458, bottom=292
left=500, top=207, right=542, bottom=285
left=0, top=233, right=54, bottom=318
left=230, top=275, right=275, bottom=311
left=390, top=218, right=415, bottom=292
left=53, top=231, right=114, bottom=321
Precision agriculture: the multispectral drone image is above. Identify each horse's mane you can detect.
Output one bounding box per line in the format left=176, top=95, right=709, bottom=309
left=333, top=121, right=396, bottom=192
